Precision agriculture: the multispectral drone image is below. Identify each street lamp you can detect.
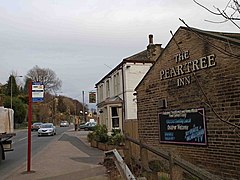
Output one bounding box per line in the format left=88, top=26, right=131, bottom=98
left=10, top=75, right=23, bottom=109
left=80, top=110, right=88, bottom=123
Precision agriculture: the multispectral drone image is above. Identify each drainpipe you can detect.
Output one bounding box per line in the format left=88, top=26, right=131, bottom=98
left=121, top=63, right=125, bottom=134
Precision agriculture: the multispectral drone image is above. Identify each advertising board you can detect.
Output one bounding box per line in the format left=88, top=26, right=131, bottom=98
left=159, top=108, right=207, bottom=145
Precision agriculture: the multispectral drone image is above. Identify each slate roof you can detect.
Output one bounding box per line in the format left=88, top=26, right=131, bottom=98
left=95, top=49, right=153, bottom=86
left=123, top=49, right=148, bottom=61
left=181, top=26, right=240, bottom=45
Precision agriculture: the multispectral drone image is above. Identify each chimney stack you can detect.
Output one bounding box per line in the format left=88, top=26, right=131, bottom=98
left=149, top=34, right=153, bottom=44
left=147, top=34, right=163, bottom=61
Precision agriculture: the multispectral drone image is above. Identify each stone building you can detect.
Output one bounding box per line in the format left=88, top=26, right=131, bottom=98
left=95, top=35, right=162, bottom=133
left=135, top=26, right=240, bottom=179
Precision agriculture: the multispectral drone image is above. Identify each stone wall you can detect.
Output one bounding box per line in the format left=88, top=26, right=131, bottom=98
left=136, top=27, right=240, bottom=179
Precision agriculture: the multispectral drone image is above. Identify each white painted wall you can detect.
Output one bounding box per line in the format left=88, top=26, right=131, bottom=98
left=123, top=63, right=152, bottom=120
left=96, top=62, right=152, bottom=132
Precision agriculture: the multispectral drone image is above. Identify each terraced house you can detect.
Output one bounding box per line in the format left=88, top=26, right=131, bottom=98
left=95, top=35, right=163, bottom=133
left=135, top=26, right=240, bottom=179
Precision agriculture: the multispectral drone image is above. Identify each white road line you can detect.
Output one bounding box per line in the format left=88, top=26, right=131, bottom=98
left=12, top=134, right=35, bottom=144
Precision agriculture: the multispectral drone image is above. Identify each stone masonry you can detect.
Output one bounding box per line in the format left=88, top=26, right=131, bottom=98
left=135, top=26, right=240, bottom=179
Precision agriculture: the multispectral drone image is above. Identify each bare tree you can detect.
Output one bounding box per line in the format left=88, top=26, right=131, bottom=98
left=26, top=65, right=62, bottom=93
left=193, top=0, right=240, bottom=29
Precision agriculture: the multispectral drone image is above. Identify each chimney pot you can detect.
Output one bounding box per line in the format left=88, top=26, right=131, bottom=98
left=149, top=34, right=153, bottom=44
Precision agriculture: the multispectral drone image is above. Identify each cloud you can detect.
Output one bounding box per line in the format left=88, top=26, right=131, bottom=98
left=0, top=0, right=238, bottom=104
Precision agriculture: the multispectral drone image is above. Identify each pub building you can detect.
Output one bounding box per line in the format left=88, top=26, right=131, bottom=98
left=135, top=26, right=240, bottom=179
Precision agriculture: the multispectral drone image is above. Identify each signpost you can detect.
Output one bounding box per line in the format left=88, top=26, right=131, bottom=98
left=159, top=108, right=207, bottom=146
left=32, top=82, right=44, bottom=103
left=27, top=81, right=44, bottom=172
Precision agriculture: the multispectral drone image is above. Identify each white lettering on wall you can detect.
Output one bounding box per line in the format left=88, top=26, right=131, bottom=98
left=160, top=52, right=216, bottom=87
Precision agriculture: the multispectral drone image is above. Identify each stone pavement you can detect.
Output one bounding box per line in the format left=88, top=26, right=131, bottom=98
left=4, top=129, right=109, bottom=180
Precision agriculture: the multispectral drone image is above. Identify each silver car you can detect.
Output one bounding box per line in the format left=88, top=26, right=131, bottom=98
left=60, top=121, right=69, bottom=127
left=38, top=123, right=56, bottom=136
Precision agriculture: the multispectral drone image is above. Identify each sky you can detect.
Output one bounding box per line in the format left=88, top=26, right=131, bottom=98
left=0, top=0, right=238, bottom=108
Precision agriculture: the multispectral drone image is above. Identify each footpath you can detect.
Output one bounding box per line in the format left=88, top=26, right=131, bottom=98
left=4, top=129, right=109, bottom=180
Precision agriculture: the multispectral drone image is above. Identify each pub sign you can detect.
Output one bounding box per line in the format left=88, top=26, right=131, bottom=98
left=159, top=108, right=207, bottom=146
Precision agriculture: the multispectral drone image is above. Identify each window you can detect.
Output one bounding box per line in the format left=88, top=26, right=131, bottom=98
left=111, top=107, right=119, bottom=128
left=113, top=72, right=120, bottom=95
left=99, top=84, right=103, bottom=101
left=116, top=73, right=120, bottom=94
left=106, top=80, right=110, bottom=98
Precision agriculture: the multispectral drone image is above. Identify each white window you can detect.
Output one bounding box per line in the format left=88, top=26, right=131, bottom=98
left=111, top=107, right=119, bottom=128
left=106, top=80, right=110, bottom=98
left=113, top=72, right=120, bottom=95
left=99, top=84, right=103, bottom=101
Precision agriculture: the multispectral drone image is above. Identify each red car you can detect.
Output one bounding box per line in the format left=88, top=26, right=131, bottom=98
left=31, top=122, right=43, bottom=131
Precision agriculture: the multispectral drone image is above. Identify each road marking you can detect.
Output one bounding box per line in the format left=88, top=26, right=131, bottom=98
left=12, top=134, right=35, bottom=144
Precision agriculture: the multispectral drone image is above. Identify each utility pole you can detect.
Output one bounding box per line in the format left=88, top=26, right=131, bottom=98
left=82, top=91, right=85, bottom=123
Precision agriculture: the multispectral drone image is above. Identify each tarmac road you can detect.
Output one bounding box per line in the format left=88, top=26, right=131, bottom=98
left=4, top=129, right=108, bottom=180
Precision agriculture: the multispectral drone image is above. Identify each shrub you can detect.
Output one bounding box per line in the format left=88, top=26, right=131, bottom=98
left=111, top=128, right=121, bottom=136
left=87, top=131, right=95, bottom=142
left=107, top=129, right=124, bottom=146
left=94, top=124, right=109, bottom=143
left=87, top=124, right=125, bottom=145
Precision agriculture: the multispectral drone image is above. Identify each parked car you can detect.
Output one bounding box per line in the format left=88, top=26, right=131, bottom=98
left=60, top=121, right=69, bottom=127
left=78, top=122, right=97, bottom=131
left=31, top=122, right=43, bottom=131
left=38, top=123, right=56, bottom=136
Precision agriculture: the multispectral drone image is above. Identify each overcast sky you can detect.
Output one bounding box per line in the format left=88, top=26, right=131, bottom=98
left=0, top=0, right=238, bottom=107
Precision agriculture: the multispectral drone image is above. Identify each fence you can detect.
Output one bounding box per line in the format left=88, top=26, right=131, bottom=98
left=125, top=135, right=222, bottom=180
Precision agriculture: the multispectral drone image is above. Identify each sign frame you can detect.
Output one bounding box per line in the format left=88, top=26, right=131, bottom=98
left=158, top=108, right=207, bottom=146
left=32, top=82, right=44, bottom=103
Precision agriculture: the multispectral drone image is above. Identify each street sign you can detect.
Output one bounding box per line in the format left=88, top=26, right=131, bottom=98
left=32, top=82, right=44, bottom=102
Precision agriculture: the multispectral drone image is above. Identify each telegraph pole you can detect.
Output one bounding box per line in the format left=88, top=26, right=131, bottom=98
left=82, top=91, right=85, bottom=123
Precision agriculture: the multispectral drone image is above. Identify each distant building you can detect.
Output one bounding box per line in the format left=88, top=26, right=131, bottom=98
left=95, top=35, right=163, bottom=133
left=135, top=26, right=240, bottom=179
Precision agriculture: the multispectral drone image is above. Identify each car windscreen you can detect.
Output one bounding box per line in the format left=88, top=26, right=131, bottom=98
left=41, top=125, right=52, bottom=128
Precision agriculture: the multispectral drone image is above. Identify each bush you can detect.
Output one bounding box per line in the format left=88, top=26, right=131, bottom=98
left=111, top=128, right=121, bottom=136
left=87, top=124, right=124, bottom=145
left=107, top=129, right=124, bottom=146
left=93, top=124, right=109, bottom=143
left=87, top=131, right=95, bottom=142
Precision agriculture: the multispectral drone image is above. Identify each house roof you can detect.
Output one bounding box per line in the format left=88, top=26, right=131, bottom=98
left=123, top=49, right=148, bottom=61
left=95, top=49, right=155, bottom=86
left=181, top=26, right=240, bottom=45
left=135, top=26, right=240, bottom=91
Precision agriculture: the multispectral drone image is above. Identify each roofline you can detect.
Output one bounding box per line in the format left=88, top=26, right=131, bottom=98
left=135, top=26, right=240, bottom=91
left=181, top=26, right=240, bottom=46
left=95, top=59, right=155, bottom=86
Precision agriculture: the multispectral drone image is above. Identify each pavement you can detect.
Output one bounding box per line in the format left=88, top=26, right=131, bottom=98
left=4, top=129, right=109, bottom=180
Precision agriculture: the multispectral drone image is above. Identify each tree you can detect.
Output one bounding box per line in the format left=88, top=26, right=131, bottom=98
left=3, top=96, right=27, bottom=124
left=57, top=96, right=67, bottom=113
left=25, top=65, right=62, bottom=93
left=6, top=75, right=19, bottom=97
left=23, top=78, right=32, bottom=94
left=193, top=0, right=240, bottom=29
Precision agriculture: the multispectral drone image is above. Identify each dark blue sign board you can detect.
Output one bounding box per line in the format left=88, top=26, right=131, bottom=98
left=32, top=82, right=44, bottom=103
left=159, top=108, right=207, bottom=146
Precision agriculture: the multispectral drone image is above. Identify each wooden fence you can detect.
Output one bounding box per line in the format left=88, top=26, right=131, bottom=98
left=125, top=135, right=223, bottom=180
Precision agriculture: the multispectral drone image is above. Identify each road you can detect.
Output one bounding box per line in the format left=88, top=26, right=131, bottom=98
left=0, top=126, right=71, bottom=179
